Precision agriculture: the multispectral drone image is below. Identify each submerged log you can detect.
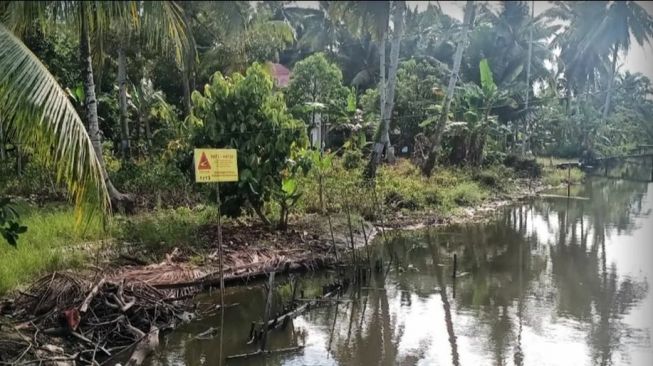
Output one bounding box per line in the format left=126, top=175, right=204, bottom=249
left=125, top=326, right=159, bottom=366
left=255, top=282, right=343, bottom=334
left=226, top=346, right=304, bottom=360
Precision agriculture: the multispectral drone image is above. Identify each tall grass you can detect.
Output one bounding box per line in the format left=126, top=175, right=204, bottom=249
left=0, top=203, right=107, bottom=295
left=297, top=158, right=500, bottom=218
left=111, top=206, right=219, bottom=255
left=537, top=157, right=585, bottom=187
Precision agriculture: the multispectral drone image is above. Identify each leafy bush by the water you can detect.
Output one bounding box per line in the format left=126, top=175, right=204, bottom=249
left=449, top=182, right=486, bottom=206
left=473, top=165, right=514, bottom=191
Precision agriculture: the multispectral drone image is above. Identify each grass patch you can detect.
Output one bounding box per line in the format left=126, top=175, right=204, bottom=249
left=0, top=203, right=107, bottom=296
left=538, top=157, right=584, bottom=187
left=297, top=158, right=506, bottom=219
left=111, top=205, right=219, bottom=256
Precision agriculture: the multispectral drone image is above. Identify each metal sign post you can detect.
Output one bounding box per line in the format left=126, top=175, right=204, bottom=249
left=194, top=148, right=238, bottom=366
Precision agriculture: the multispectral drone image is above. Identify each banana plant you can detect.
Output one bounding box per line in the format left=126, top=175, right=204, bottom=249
left=273, top=176, right=303, bottom=230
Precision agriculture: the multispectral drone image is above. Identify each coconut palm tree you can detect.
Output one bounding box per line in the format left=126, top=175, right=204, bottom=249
left=545, top=2, right=610, bottom=103
left=598, top=1, right=653, bottom=119
left=112, top=1, right=193, bottom=159
left=3, top=1, right=193, bottom=209
left=421, top=0, right=476, bottom=176
left=330, top=1, right=390, bottom=177
left=0, top=24, right=109, bottom=231
left=330, top=1, right=407, bottom=179
left=546, top=1, right=653, bottom=153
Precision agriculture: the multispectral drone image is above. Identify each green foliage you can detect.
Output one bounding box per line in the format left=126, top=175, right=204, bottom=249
left=286, top=53, right=349, bottom=119
left=190, top=63, right=308, bottom=225
left=113, top=206, right=218, bottom=255
left=449, top=182, right=485, bottom=206
left=0, top=23, right=109, bottom=220
left=111, top=157, right=192, bottom=209
left=342, top=149, right=363, bottom=169
left=0, top=203, right=106, bottom=294
left=297, top=158, right=504, bottom=219
left=479, top=58, right=497, bottom=97
left=503, top=155, right=542, bottom=178
left=473, top=165, right=513, bottom=190
left=537, top=158, right=584, bottom=187
left=0, top=198, right=27, bottom=246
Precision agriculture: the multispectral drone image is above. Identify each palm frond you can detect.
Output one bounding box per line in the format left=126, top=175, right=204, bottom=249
left=0, top=24, right=109, bottom=219
left=141, top=1, right=194, bottom=66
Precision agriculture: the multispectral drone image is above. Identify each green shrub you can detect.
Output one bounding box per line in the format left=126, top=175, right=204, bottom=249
left=112, top=157, right=192, bottom=208
left=449, top=182, right=485, bottom=206
left=473, top=165, right=513, bottom=190
left=504, top=155, right=542, bottom=178
left=190, top=63, right=308, bottom=227
left=424, top=188, right=446, bottom=207
left=342, top=149, right=363, bottom=169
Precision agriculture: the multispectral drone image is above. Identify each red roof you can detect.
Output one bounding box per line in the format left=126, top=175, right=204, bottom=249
left=269, top=63, right=291, bottom=88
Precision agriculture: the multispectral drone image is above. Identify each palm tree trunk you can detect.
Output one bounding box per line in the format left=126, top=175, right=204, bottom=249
left=520, top=0, right=534, bottom=157
left=182, top=72, right=191, bottom=116
left=602, top=46, right=618, bottom=120
left=134, top=113, right=141, bottom=143
left=144, top=116, right=153, bottom=147
left=364, top=28, right=388, bottom=180
left=421, top=1, right=475, bottom=176
left=118, top=45, right=131, bottom=159
left=16, top=144, right=21, bottom=176
left=80, top=2, right=127, bottom=205
left=0, top=116, right=5, bottom=161
left=382, top=0, right=406, bottom=164
left=181, top=46, right=194, bottom=116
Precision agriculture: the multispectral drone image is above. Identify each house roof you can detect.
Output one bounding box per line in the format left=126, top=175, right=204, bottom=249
left=268, top=62, right=291, bottom=88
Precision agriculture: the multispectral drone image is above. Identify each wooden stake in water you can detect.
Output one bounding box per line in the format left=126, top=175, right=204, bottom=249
left=452, top=253, right=457, bottom=279
left=216, top=184, right=226, bottom=366
left=345, top=202, right=356, bottom=265
left=567, top=164, right=571, bottom=198
left=361, top=220, right=371, bottom=267
left=261, top=272, right=276, bottom=352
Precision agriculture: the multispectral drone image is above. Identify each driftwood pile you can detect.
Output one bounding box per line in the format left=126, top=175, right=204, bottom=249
left=0, top=271, right=191, bottom=365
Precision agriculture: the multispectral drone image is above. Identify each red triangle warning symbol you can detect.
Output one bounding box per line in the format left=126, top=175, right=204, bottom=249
left=198, top=152, right=211, bottom=171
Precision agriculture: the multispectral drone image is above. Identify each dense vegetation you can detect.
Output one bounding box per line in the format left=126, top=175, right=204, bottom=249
left=0, top=1, right=651, bottom=291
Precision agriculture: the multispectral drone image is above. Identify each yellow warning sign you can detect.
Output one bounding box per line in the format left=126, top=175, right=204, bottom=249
left=194, top=149, right=238, bottom=183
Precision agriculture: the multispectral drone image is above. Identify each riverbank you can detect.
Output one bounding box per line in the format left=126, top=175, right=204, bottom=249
left=0, top=158, right=584, bottom=297
left=0, top=158, right=585, bottom=364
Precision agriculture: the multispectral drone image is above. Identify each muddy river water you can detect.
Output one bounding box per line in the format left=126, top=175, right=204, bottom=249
left=146, top=164, right=653, bottom=366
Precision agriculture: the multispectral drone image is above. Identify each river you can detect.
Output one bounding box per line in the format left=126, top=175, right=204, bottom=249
left=145, top=164, right=653, bottom=366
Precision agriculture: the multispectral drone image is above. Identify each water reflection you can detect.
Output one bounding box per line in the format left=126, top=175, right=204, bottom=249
left=146, top=165, right=653, bottom=366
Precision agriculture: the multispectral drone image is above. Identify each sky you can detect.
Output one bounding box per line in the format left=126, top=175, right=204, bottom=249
left=284, top=1, right=653, bottom=82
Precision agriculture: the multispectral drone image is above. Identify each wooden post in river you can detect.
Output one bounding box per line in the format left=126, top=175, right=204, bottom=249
left=193, top=148, right=239, bottom=366
left=215, top=184, right=226, bottom=366
left=452, top=253, right=457, bottom=279
left=567, top=164, right=571, bottom=198
left=261, top=272, right=276, bottom=352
